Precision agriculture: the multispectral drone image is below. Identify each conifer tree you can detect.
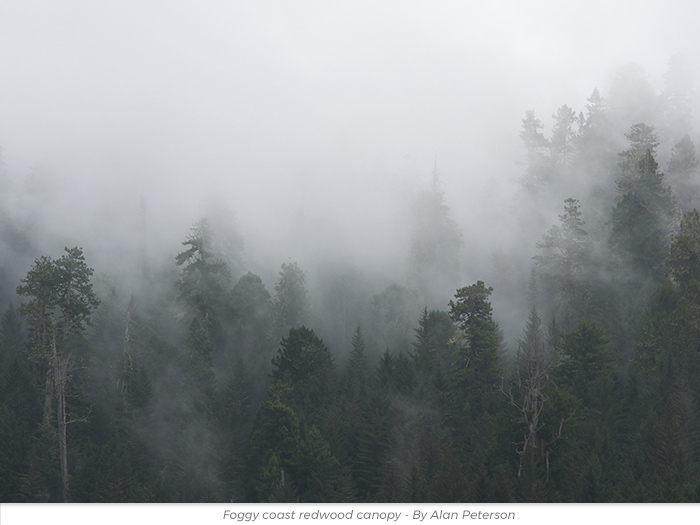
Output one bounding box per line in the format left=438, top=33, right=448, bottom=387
left=175, top=218, right=232, bottom=337
left=610, top=124, right=676, bottom=286
left=272, top=262, right=309, bottom=336
left=448, top=281, right=502, bottom=417
left=16, top=247, right=99, bottom=502
left=520, top=110, right=552, bottom=192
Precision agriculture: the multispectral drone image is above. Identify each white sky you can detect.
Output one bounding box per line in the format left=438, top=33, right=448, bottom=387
left=0, top=0, right=698, bottom=268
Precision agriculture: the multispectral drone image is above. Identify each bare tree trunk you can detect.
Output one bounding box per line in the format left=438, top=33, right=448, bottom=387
left=53, top=328, right=69, bottom=503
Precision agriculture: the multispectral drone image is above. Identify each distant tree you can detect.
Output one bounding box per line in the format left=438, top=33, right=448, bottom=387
left=504, top=309, right=555, bottom=479
left=229, top=272, right=273, bottom=367
left=371, top=284, right=420, bottom=353
left=448, top=281, right=503, bottom=417
left=534, top=198, right=593, bottom=327
left=16, top=247, right=99, bottom=502
left=550, top=105, right=578, bottom=173
left=520, top=110, right=552, bottom=192
left=573, top=88, right=618, bottom=220
left=407, top=180, right=463, bottom=307
left=610, top=124, right=676, bottom=285
left=175, top=218, right=232, bottom=334
left=411, top=308, right=455, bottom=392
left=667, top=135, right=699, bottom=212
left=555, top=320, right=614, bottom=408
left=343, top=325, right=369, bottom=399
left=271, top=327, right=334, bottom=420
left=272, top=262, right=309, bottom=335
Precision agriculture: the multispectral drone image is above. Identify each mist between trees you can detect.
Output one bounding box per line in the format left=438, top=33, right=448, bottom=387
left=2, top=56, right=700, bottom=502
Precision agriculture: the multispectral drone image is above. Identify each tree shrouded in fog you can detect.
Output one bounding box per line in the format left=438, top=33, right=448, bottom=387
left=520, top=110, right=552, bottom=192
left=5, top=29, right=700, bottom=503
left=666, top=134, right=699, bottom=212
left=273, top=261, right=309, bottom=336
left=534, top=198, right=592, bottom=327
left=175, top=218, right=232, bottom=332
left=550, top=105, right=578, bottom=175
left=609, top=124, right=676, bottom=285
left=407, top=178, right=463, bottom=308
left=16, top=247, right=99, bottom=502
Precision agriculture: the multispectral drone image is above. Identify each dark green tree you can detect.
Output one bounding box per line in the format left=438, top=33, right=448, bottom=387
left=229, top=272, right=273, bottom=369
left=666, top=209, right=700, bottom=291
left=271, top=327, right=334, bottom=421
left=16, top=247, right=99, bottom=502
left=175, top=218, right=232, bottom=337
left=610, top=124, right=676, bottom=285
left=448, top=281, right=503, bottom=417
left=0, top=303, right=25, bottom=367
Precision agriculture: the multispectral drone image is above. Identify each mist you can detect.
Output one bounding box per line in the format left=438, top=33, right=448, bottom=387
left=2, top=0, right=700, bottom=504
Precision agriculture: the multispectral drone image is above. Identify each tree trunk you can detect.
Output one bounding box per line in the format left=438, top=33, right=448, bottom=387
left=54, top=330, right=69, bottom=503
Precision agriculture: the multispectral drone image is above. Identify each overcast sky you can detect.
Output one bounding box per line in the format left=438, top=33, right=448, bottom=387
left=1, top=0, right=699, bottom=270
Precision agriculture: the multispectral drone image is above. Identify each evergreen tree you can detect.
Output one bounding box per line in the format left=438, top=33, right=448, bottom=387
left=550, top=104, right=578, bottom=174
left=534, top=198, right=593, bottom=327
left=610, top=124, right=676, bottom=286
left=272, top=262, right=309, bottom=336
left=16, top=247, right=99, bottom=502
left=448, top=281, right=503, bottom=418
left=667, top=135, right=699, bottom=212
left=271, top=327, right=334, bottom=422
left=343, top=324, right=369, bottom=400
left=407, top=180, right=463, bottom=307
left=0, top=303, right=25, bottom=366
left=556, top=320, right=615, bottom=409
left=520, top=110, right=552, bottom=192
left=175, top=218, right=232, bottom=337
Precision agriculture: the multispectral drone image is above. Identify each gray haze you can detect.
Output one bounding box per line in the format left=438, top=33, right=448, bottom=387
left=2, top=0, right=700, bottom=344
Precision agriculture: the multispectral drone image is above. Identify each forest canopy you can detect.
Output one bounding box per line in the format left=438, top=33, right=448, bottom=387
left=1, top=54, right=700, bottom=503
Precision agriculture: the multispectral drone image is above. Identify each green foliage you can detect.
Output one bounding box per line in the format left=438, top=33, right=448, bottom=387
left=0, top=303, right=25, bottom=365
left=449, top=282, right=502, bottom=391
left=610, top=125, right=676, bottom=283
left=273, top=261, right=309, bottom=334
left=666, top=209, right=700, bottom=290
left=556, top=320, right=614, bottom=408
left=16, top=247, right=99, bottom=363
left=534, top=198, right=593, bottom=327
left=229, top=272, right=274, bottom=370
left=667, top=135, right=699, bottom=212
left=183, top=317, right=215, bottom=399
left=175, top=218, right=232, bottom=330
left=270, top=327, right=334, bottom=423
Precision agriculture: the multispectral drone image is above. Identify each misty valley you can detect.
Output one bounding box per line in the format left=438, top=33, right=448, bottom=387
left=3, top=57, right=700, bottom=503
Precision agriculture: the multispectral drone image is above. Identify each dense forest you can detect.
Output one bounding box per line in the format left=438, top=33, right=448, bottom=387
left=2, top=56, right=700, bottom=503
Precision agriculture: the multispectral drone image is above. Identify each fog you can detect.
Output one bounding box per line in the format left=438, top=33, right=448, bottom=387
left=1, top=0, right=700, bottom=340
left=5, top=0, right=700, bottom=505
